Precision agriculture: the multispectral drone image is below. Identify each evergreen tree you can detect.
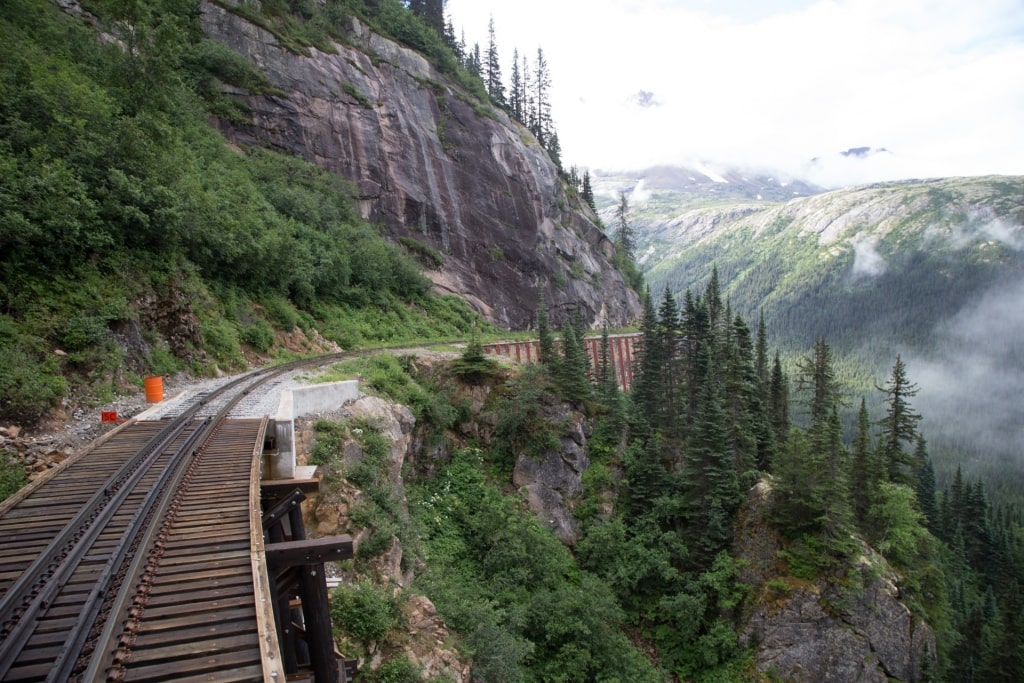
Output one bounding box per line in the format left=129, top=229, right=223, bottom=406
left=754, top=309, right=769, bottom=391
left=595, top=321, right=625, bottom=434
left=557, top=324, right=591, bottom=404
left=876, top=355, right=922, bottom=486
left=443, top=17, right=462, bottom=61
left=795, top=338, right=842, bottom=425
left=704, top=265, right=723, bottom=333
left=680, top=289, right=711, bottom=431
left=521, top=51, right=534, bottom=131
left=485, top=15, right=505, bottom=105
left=466, top=42, right=482, bottom=80
left=531, top=47, right=552, bottom=146
left=546, top=131, right=563, bottom=172
left=613, top=191, right=635, bottom=261
left=684, top=349, right=740, bottom=566
left=631, top=288, right=662, bottom=421
left=581, top=171, right=595, bottom=211
left=508, top=47, right=523, bottom=122
left=656, top=288, right=682, bottom=435
left=768, top=351, right=790, bottom=452
left=850, top=398, right=876, bottom=527
left=816, top=405, right=854, bottom=550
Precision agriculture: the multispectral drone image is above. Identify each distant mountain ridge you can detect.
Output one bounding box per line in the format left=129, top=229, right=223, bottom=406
left=613, top=172, right=1024, bottom=486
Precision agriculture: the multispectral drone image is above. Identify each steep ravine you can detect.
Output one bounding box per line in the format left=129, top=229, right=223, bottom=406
left=301, top=357, right=937, bottom=681
left=200, top=1, right=641, bottom=329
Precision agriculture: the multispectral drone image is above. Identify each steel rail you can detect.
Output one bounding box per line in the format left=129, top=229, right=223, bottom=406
left=0, top=347, right=416, bottom=681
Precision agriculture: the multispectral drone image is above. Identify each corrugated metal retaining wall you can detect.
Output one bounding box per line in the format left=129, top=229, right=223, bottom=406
left=481, top=333, right=642, bottom=391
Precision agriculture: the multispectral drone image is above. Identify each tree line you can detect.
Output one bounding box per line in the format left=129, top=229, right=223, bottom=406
left=524, top=258, right=1023, bottom=679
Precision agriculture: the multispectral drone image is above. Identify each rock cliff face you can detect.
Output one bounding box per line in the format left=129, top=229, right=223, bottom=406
left=199, top=2, right=640, bottom=329
left=736, top=481, right=937, bottom=682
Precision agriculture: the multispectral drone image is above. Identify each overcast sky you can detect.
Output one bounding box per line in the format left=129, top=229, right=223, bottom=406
left=445, top=0, right=1024, bottom=186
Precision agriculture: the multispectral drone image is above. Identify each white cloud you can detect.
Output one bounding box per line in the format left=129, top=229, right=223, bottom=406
left=849, top=235, right=887, bottom=277
left=446, top=0, right=1024, bottom=183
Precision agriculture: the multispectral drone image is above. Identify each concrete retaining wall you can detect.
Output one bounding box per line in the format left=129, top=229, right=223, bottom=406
left=271, top=380, right=361, bottom=479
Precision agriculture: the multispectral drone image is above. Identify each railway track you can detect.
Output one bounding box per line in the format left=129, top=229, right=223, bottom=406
left=0, top=354, right=352, bottom=682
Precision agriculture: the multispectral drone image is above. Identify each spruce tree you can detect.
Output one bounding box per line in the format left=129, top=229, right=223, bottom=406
left=485, top=16, right=505, bottom=105
left=656, top=288, right=681, bottom=435
left=876, top=355, right=922, bottom=486
left=532, top=47, right=552, bottom=146
left=630, top=288, right=662, bottom=423
left=508, top=47, right=523, bottom=122
left=557, top=324, right=591, bottom=404
left=768, top=351, right=790, bottom=452
left=613, top=191, right=635, bottom=260
left=684, top=349, right=740, bottom=565
left=581, top=170, right=595, bottom=211
left=850, top=398, right=876, bottom=527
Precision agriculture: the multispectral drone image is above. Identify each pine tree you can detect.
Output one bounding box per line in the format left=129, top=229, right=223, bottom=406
left=443, top=17, right=461, bottom=60
left=768, top=351, right=790, bottom=452
left=581, top=170, right=595, bottom=211
left=485, top=16, right=505, bottom=105
left=656, top=287, right=681, bottom=434
left=557, top=324, right=591, bottom=404
left=876, top=355, right=922, bottom=486
left=704, top=265, right=723, bottom=332
left=521, top=51, right=534, bottom=131
left=613, top=191, right=635, bottom=260
left=546, top=131, right=563, bottom=172
left=531, top=47, right=552, bottom=146
left=684, top=349, right=739, bottom=566
left=508, top=47, right=523, bottom=122
left=631, top=287, right=662, bottom=421
left=796, top=338, right=842, bottom=426
left=466, top=43, right=482, bottom=80
left=850, top=398, right=876, bottom=526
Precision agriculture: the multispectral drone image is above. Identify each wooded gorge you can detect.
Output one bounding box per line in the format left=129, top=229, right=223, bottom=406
left=2, top=1, right=1023, bottom=681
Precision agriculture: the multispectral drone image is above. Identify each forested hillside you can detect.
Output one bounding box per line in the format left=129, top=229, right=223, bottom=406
left=613, top=176, right=1024, bottom=503
left=309, top=284, right=1024, bottom=681
left=0, top=0, right=536, bottom=428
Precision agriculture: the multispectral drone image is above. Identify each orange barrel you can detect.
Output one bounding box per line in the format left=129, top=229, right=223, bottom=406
left=144, top=376, right=164, bottom=403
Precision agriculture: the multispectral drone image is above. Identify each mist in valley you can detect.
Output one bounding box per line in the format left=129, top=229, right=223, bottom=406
left=908, top=276, right=1024, bottom=473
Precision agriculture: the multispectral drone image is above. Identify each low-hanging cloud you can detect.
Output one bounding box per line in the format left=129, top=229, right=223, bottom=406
left=909, top=276, right=1024, bottom=468
left=849, top=235, right=887, bottom=278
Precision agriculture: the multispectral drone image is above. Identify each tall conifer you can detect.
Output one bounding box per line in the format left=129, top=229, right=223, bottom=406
left=876, top=355, right=922, bottom=486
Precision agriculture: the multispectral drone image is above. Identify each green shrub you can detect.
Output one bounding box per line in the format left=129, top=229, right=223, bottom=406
left=200, top=318, right=244, bottom=369
left=311, top=420, right=347, bottom=466
left=0, top=450, right=28, bottom=502
left=0, top=342, right=67, bottom=424
left=364, top=655, right=421, bottom=683
left=329, top=580, right=400, bottom=646
left=240, top=319, right=275, bottom=353
left=398, top=236, right=443, bottom=270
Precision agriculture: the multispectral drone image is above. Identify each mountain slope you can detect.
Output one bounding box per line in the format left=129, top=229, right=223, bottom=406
left=201, top=1, right=640, bottom=329
left=631, top=175, right=1024, bottom=487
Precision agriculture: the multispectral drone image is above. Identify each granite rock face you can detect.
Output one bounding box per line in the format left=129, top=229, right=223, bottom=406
left=200, top=2, right=640, bottom=329
left=511, top=406, right=590, bottom=545
left=736, top=481, right=937, bottom=682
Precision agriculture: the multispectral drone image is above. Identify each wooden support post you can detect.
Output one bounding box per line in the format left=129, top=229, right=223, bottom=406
left=299, top=562, right=336, bottom=683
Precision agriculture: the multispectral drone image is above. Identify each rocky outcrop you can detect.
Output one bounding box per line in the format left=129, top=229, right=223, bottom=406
left=511, top=404, right=589, bottom=545
left=199, top=2, right=640, bottom=329
left=736, top=480, right=936, bottom=682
